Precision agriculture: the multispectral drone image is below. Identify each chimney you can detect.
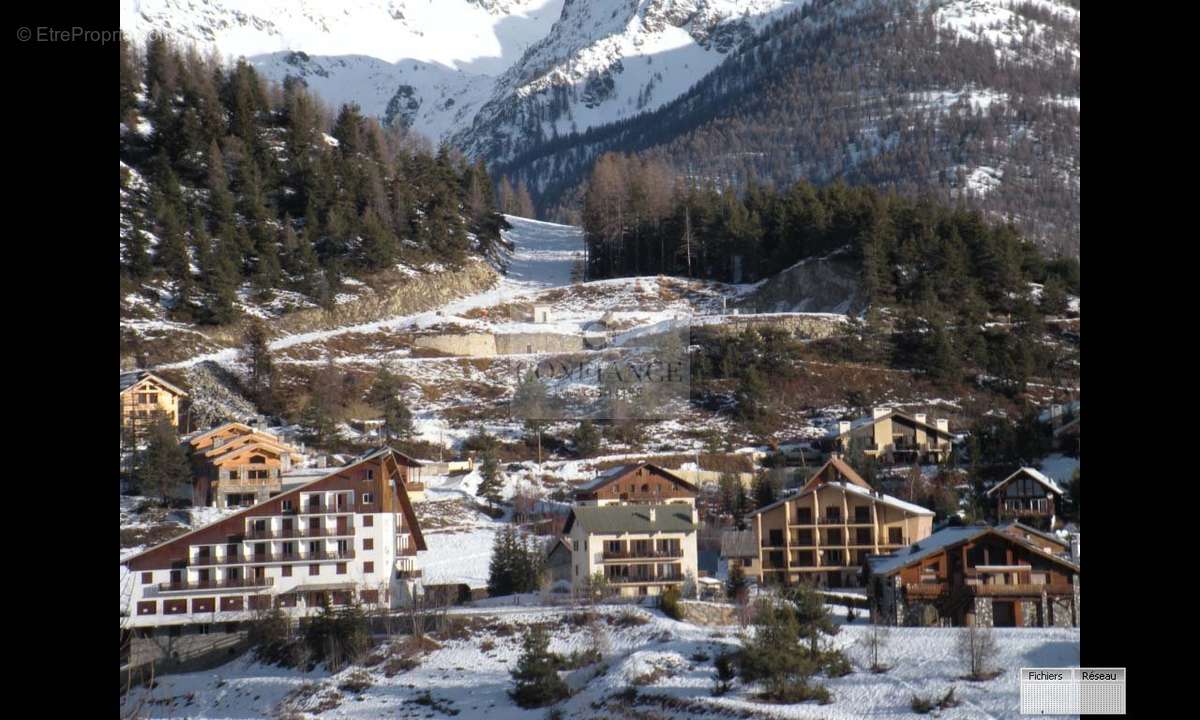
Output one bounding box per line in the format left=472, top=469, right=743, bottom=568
left=873, top=407, right=890, bottom=419
left=914, top=413, right=927, bottom=425
left=648, top=508, right=657, bottom=523
left=837, top=420, right=851, bottom=435
left=936, top=419, right=949, bottom=433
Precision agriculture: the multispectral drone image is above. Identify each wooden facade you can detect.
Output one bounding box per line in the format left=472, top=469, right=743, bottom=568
left=987, top=468, right=1063, bottom=531
left=867, top=527, right=1079, bottom=628
left=120, top=371, right=188, bottom=434
left=187, top=423, right=304, bottom=508
left=574, top=462, right=698, bottom=506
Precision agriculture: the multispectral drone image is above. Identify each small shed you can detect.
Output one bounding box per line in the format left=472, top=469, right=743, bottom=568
left=531, top=304, right=553, bottom=323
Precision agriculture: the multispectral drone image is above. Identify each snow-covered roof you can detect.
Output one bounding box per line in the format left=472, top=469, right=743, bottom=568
left=575, top=462, right=697, bottom=493
left=986, top=467, right=1063, bottom=496
left=749, top=475, right=934, bottom=520
left=867, top=526, right=989, bottom=576
left=867, top=525, right=1080, bottom=577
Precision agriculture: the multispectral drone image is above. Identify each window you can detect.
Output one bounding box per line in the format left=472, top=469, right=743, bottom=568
left=363, top=515, right=373, bottom=527
left=888, top=527, right=904, bottom=544
left=366, top=469, right=374, bottom=481
left=282, top=500, right=293, bottom=512
left=309, top=565, right=320, bottom=576
left=281, top=566, right=292, bottom=577
left=364, top=562, right=374, bottom=574
left=141, top=572, right=153, bottom=585
left=826, top=549, right=845, bottom=566
left=363, top=538, right=374, bottom=551
left=362, top=493, right=374, bottom=504
left=742, top=558, right=753, bottom=567
left=336, top=563, right=347, bottom=575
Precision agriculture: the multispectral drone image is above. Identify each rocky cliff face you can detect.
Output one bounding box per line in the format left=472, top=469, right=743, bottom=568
left=733, top=250, right=866, bottom=316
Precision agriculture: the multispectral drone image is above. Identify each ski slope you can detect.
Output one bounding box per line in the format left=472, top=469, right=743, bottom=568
left=159, top=215, right=585, bottom=369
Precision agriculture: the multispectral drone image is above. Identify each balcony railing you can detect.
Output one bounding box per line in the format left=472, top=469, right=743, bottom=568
left=905, top=582, right=950, bottom=597
left=245, top=524, right=356, bottom=540
left=601, top=547, right=683, bottom=560
left=972, top=583, right=1073, bottom=597
left=158, top=576, right=275, bottom=592
left=395, top=569, right=423, bottom=579
left=299, top=501, right=355, bottom=514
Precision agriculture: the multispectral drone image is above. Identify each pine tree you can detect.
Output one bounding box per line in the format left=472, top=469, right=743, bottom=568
left=477, top=449, right=503, bottom=508
left=133, top=411, right=192, bottom=506
left=124, top=212, right=153, bottom=281
left=509, top=624, right=569, bottom=708
left=195, top=221, right=239, bottom=324
left=487, top=524, right=517, bottom=597
left=572, top=420, right=601, bottom=457
left=241, top=320, right=278, bottom=413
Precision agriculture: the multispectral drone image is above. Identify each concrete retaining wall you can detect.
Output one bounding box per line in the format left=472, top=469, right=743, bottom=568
left=495, top=332, right=585, bottom=355
left=413, top=333, right=498, bottom=356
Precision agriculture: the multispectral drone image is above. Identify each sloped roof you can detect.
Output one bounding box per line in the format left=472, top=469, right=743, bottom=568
left=828, top=408, right=951, bottom=439
left=800, top=456, right=872, bottom=492
left=866, top=526, right=989, bottom=576
left=986, top=467, right=1064, bottom=496
left=120, top=370, right=188, bottom=397
left=749, top=458, right=933, bottom=519
left=123, top=447, right=426, bottom=567
left=997, top=520, right=1069, bottom=550
left=187, top=422, right=263, bottom=445
left=576, top=461, right=698, bottom=494
left=866, top=525, right=1080, bottom=577
left=720, top=529, right=758, bottom=558
left=564, top=503, right=697, bottom=535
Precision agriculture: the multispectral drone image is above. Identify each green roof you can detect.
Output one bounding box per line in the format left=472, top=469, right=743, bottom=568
left=568, top=504, right=697, bottom=535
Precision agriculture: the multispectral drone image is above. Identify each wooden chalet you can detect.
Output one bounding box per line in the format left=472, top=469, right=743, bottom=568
left=573, top=462, right=698, bottom=506
left=866, top=525, right=1079, bottom=628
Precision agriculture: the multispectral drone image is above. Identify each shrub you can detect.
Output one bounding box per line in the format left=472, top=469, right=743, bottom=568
left=957, top=625, right=1000, bottom=680
left=911, top=693, right=936, bottom=714
left=510, top=625, right=570, bottom=708
left=690, top=651, right=711, bottom=663
left=554, top=647, right=602, bottom=670
left=712, top=651, right=737, bottom=696
left=610, top=610, right=649, bottom=628
left=821, top=650, right=853, bottom=678
left=480, top=639, right=496, bottom=653
left=337, top=669, right=373, bottom=694
left=659, top=586, right=684, bottom=621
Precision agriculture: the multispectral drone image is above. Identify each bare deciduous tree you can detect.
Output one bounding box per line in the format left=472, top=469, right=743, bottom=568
left=957, top=623, right=998, bottom=680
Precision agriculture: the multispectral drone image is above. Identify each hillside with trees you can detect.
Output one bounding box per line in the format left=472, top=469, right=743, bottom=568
left=119, top=35, right=508, bottom=335
left=495, top=0, right=1080, bottom=255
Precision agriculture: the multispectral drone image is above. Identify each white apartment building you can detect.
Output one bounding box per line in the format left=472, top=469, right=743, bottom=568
left=564, top=503, right=699, bottom=598
left=122, top=447, right=426, bottom=659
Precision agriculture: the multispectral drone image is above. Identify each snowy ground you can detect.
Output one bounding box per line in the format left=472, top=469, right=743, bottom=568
left=125, top=602, right=1079, bottom=720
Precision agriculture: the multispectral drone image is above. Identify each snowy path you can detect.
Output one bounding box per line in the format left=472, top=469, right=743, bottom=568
left=158, top=215, right=585, bottom=370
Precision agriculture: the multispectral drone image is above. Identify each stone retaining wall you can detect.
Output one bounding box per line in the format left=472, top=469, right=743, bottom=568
left=676, top=600, right=737, bottom=626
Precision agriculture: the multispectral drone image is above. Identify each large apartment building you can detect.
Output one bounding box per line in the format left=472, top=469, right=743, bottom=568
left=564, top=504, right=699, bottom=598
left=828, top=407, right=954, bottom=464
left=120, top=370, right=188, bottom=435
left=747, top=457, right=934, bottom=588
left=122, top=447, right=427, bottom=662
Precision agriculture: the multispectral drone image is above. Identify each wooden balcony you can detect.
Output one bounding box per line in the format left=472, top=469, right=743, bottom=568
left=972, top=583, right=1073, bottom=597
left=904, top=582, right=950, bottom=598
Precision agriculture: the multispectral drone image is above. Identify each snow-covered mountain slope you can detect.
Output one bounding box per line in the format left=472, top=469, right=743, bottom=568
left=452, top=0, right=807, bottom=162
left=120, top=0, right=566, bottom=140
